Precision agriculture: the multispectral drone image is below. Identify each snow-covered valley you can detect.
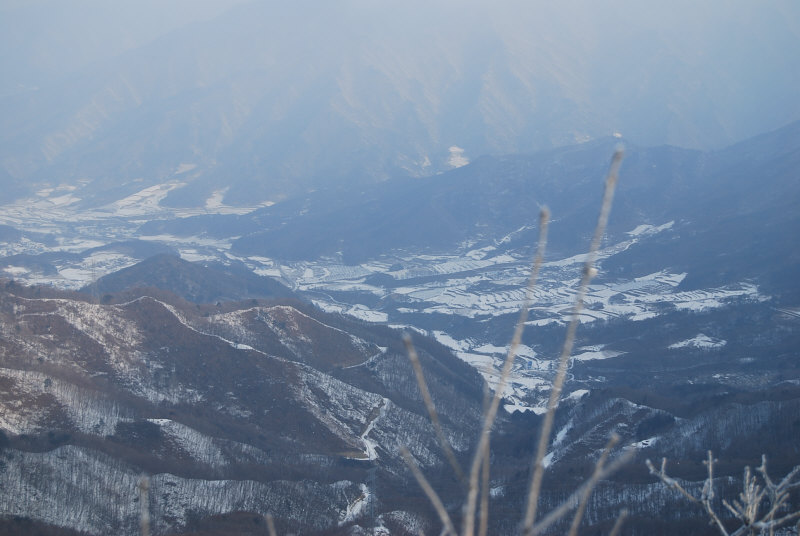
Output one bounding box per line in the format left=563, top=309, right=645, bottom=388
left=1, top=127, right=799, bottom=535
left=0, top=183, right=773, bottom=416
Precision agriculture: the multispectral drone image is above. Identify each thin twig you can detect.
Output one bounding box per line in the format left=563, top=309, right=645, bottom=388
left=266, top=514, right=277, bottom=536
left=608, top=509, right=629, bottom=536
left=462, top=208, right=550, bottom=536
left=702, top=450, right=730, bottom=536
left=567, top=434, right=620, bottom=536
left=529, top=449, right=634, bottom=536
left=400, top=447, right=458, bottom=536
left=138, top=476, right=150, bottom=536
left=404, top=334, right=466, bottom=483
left=479, top=431, right=490, bottom=536
left=523, top=148, right=624, bottom=532
left=646, top=457, right=701, bottom=504
left=754, top=510, right=800, bottom=529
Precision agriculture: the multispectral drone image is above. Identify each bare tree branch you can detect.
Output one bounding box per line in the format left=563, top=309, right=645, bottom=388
left=266, top=514, right=277, bottom=536
left=608, top=509, right=629, bottom=536
left=529, top=448, right=635, bottom=536
left=138, top=476, right=150, bottom=536
left=567, top=434, right=621, bottom=536
left=400, top=447, right=458, bottom=536
left=649, top=451, right=800, bottom=536
left=523, top=147, right=624, bottom=532
left=461, top=207, right=550, bottom=536
left=479, top=432, right=490, bottom=536
left=404, top=334, right=466, bottom=483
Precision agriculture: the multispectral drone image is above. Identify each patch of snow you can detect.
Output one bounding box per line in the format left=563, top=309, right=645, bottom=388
left=669, top=333, right=727, bottom=349
left=178, top=250, right=218, bottom=263
left=631, top=436, right=659, bottom=449
left=626, top=221, right=674, bottom=237
left=344, top=305, right=387, bottom=323
left=553, top=420, right=573, bottom=446
left=360, top=398, right=389, bottom=461
left=572, top=349, right=625, bottom=361
left=447, top=145, right=469, bottom=168
left=3, top=266, right=29, bottom=276
left=388, top=324, right=427, bottom=335
left=527, top=318, right=560, bottom=326
left=504, top=404, right=547, bottom=415
left=106, top=182, right=185, bottom=217
left=339, top=483, right=371, bottom=525
left=776, top=307, right=800, bottom=320
left=566, top=389, right=589, bottom=401
left=472, top=343, right=507, bottom=355
left=44, top=194, right=81, bottom=207
left=0, top=368, right=129, bottom=436
left=139, top=234, right=232, bottom=250
left=204, top=188, right=228, bottom=209
left=174, top=163, right=197, bottom=175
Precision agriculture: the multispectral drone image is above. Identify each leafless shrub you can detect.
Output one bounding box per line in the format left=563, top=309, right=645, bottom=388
left=647, top=451, right=800, bottom=536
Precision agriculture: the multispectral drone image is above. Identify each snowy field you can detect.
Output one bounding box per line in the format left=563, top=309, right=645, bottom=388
left=0, top=187, right=765, bottom=413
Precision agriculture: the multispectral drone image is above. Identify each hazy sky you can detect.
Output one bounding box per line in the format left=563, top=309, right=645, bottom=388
left=0, top=0, right=250, bottom=93
left=1, top=0, right=798, bottom=203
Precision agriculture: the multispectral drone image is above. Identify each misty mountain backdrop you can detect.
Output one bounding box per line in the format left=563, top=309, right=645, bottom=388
left=2, top=0, right=799, bottom=207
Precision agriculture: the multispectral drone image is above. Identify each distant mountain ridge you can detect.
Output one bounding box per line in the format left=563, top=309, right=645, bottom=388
left=136, top=120, right=800, bottom=305
left=81, top=253, right=294, bottom=304
left=1, top=1, right=797, bottom=206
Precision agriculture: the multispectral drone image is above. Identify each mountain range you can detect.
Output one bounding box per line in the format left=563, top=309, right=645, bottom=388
left=0, top=273, right=486, bottom=534
left=1, top=119, right=799, bottom=533
left=1, top=1, right=798, bottom=207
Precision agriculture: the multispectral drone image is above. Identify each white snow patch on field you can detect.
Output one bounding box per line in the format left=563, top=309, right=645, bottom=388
left=626, top=221, right=674, bottom=236
left=432, top=331, right=472, bottom=352
left=175, top=163, right=197, bottom=175
left=107, top=182, right=185, bottom=216
left=566, top=389, right=589, bottom=401
left=448, top=146, right=469, bottom=168
left=669, top=334, right=727, bottom=349
left=631, top=436, right=659, bottom=449
left=433, top=331, right=552, bottom=412
left=504, top=404, right=547, bottom=414
left=313, top=301, right=388, bottom=323
left=572, top=348, right=625, bottom=361
left=3, top=266, right=29, bottom=276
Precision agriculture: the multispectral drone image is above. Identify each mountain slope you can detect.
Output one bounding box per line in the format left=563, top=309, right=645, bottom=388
left=81, top=253, right=294, bottom=304
left=0, top=272, right=485, bottom=534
